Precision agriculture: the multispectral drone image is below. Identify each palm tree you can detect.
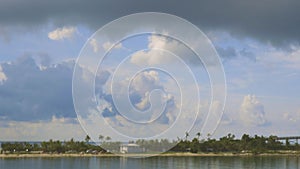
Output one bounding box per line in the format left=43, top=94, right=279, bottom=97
left=207, top=133, right=211, bottom=141
left=185, top=131, right=189, bottom=141
left=196, top=132, right=201, bottom=140
left=105, top=136, right=111, bottom=142
left=99, top=135, right=104, bottom=143
left=85, top=135, right=91, bottom=143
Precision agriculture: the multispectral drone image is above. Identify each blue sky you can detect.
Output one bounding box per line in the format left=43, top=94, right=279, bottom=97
left=0, top=0, right=300, bottom=141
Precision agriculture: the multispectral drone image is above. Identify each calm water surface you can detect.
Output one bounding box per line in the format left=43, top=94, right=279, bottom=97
left=0, top=156, right=299, bottom=169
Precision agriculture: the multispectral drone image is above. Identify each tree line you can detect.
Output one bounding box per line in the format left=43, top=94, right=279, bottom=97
left=1, top=137, right=106, bottom=154
left=169, top=133, right=299, bottom=154
left=1, top=133, right=299, bottom=154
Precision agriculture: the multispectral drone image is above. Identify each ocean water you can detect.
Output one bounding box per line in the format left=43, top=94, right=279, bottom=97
left=0, top=156, right=299, bottom=169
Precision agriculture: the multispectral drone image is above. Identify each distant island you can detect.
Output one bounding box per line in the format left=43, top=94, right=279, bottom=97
left=1, top=133, right=300, bottom=157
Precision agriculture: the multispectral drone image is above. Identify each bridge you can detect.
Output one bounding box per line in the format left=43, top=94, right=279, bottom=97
left=275, top=136, right=300, bottom=144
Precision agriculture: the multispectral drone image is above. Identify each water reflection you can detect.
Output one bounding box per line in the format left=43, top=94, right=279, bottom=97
left=1, top=156, right=300, bottom=169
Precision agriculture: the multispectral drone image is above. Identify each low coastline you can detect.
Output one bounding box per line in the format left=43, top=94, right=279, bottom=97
left=1, top=151, right=300, bottom=158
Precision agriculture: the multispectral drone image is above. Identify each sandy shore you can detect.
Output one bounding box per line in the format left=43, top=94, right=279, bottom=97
left=0, top=153, right=116, bottom=158
left=1, top=152, right=300, bottom=158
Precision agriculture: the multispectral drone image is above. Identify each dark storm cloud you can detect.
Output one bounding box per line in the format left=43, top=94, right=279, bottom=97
left=0, top=56, right=76, bottom=121
left=1, top=0, right=300, bottom=46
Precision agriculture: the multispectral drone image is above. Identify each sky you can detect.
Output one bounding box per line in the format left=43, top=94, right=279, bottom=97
left=0, top=0, right=300, bottom=142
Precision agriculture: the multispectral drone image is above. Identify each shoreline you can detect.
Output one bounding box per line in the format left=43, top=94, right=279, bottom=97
left=1, top=152, right=300, bottom=158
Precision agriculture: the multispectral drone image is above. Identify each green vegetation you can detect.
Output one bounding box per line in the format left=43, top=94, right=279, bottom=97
left=132, top=133, right=299, bottom=154
left=1, top=136, right=106, bottom=154
left=169, top=133, right=299, bottom=154
left=1, top=133, right=299, bottom=155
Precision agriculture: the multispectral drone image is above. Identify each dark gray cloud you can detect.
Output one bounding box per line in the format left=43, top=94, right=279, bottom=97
left=1, top=0, right=300, bottom=46
left=0, top=56, right=75, bottom=121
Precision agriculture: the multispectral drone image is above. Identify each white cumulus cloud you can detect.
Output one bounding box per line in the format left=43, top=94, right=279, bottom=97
left=240, top=95, right=267, bottom=126
left=102, top=41, right=123, bottom=51
left=89, top=38, right=99, bottom=53
left=131, top=70, right=160, bottom=95
left=0, top=65, right=7, bottom=82
left=129, top=34, right=206, bottom=67
left=130, top=35, right=184, bottom=66
left=48, top=26, right=77, bottom=40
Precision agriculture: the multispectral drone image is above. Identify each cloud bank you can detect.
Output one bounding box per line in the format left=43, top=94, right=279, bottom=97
left=1, top=0, right=300, bottom=46
left=0, top=56, right=75, bottom=121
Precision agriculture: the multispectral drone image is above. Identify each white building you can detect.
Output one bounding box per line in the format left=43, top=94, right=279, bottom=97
left=120, top=143, right=145, bottom=153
